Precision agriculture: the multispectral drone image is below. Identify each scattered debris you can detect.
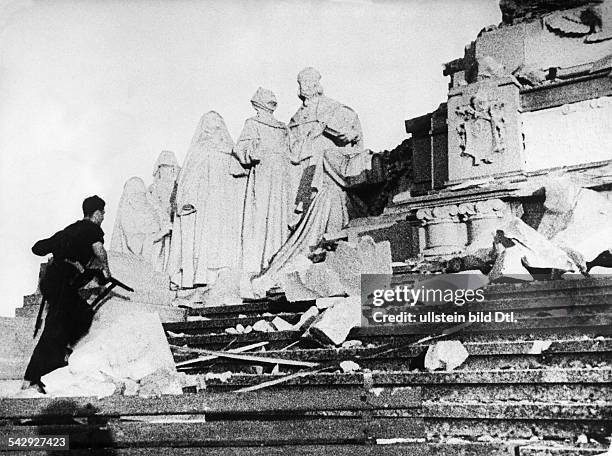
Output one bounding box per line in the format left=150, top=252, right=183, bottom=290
left=252, top=319, right=275, bottom=332
left=489, top=217, right=577, bottom=282
left=281, top=237, right=392, bottom=302
left=204, top=371, right=232, bottom=383
left=536, top=178, right=612, bottom=272
left=271, top=316, right=293, bottom=331
left=339, top=360, right=360, bottom=373
left=307, top=296, right=361, bottom=346
left=341, top=340, right=363, bottom=349
left=424, top=340, right=469, bottom=371
left=174, top=341, right=269, bottom=367
left=186, top=316, right=211, bottom=322
left=292, top=306, right=320, bottom=331
left=178, top=348, right=318, bottom=367
left=529, top=340, right=553, bottom=354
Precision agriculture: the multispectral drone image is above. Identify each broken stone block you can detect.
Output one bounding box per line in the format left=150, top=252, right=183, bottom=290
left=205, top=371, right=232, bottom=383
left=324, top=236, right=392, bottom=296
left=339, top=360, right=360, bottom=373
left=41, top=368, right=117, bottom=398
left=489, top=217, right=577, bottom=282
left=41, top=307, right=180, bottom=398
left=307, top=296, right=361, bottom=346
left=107, top=251, right=174, bottom=304
left=271, top=317, right=293, bottom=332
left=292, top=306, right=320, bottom=331
left=342, top=340, right=363, bottom=349
left=252, top=319, right=275, bottom=333
left=537, top=179, right=612, bottom=269
left=281, top=264, right=344, bottom=302
left=529, top=340, right=552, bottom=354
left=424, top=340, right=469, bottom=372
left=138, top=367, right=183, bottom=397
left=489, top=245, right=535, bottom=283
left=279, top=236, right=391, bottom=302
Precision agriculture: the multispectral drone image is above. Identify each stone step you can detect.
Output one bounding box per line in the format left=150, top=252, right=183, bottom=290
left=197, top=368, right=612, bottom=389
left=182, top=287, right=612, bottom=320
left=167, top=312, right=303, bottom=333
left=167, top=315, right=612, bottom=350
left=167, top=302, right=612, bottom=336
left=3, top=442, right=606, bottom=456
left=482, top=277, right=612, bottom=298
left=174, top=338, right=612, bottom=374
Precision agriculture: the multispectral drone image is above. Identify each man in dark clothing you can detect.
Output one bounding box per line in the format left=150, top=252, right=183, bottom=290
left=23, top=195, right=111, bottom=393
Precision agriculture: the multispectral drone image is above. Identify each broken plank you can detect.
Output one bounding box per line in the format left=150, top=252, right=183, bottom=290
left=173, top=348, right=318, bottom=368
left=174, top=342, right=269, bottom=367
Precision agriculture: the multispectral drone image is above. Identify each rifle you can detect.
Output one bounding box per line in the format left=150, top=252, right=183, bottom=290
left=88, top=273, right=134, bottom=313
left=33, top=268, right=134, bottom=338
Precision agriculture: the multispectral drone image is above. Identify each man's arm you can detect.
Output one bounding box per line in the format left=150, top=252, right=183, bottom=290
left=92, top=241, right=111, bottom=278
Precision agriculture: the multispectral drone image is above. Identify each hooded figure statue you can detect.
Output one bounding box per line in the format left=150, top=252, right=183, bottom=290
left=148, top=150, right=180, bottom=271
left=111, top=177, right=168, bottom=269
left=167, top=111, right=246, bottom=288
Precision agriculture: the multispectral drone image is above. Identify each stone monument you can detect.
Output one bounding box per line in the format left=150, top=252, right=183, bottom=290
left=347, top=0, right=612, bottom=265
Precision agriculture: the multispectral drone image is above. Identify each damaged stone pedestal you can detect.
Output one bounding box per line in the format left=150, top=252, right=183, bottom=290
left=415, top=205, right=464, bottom=257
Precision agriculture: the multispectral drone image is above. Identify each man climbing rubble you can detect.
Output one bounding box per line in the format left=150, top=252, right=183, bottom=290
left=22, top=195, right=112, bottom=393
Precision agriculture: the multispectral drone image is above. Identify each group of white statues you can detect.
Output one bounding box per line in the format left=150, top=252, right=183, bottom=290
left=111, top=67, right=368, bottom=298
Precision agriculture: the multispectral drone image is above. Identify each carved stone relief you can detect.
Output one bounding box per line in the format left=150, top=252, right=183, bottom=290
left=455, top=87, right=507, bottom=166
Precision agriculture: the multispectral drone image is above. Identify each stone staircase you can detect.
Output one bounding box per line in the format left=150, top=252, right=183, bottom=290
left=163, top=276, right=612, bottom=455
left=1, top=276, right=611, bottom=454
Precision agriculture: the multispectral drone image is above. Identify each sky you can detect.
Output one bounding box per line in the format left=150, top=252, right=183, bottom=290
left=0, top=0, right=501, bottom=317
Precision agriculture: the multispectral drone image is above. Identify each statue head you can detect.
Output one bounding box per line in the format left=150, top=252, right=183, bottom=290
left=153, top=150, right=180, bottom=180
left=297, top=67, right=323, bottom=101
left=250, top=87, right=277, bottom=114
left=191, top=111, right=234, bottom=150
left=124, top=177, right=147, bottom=196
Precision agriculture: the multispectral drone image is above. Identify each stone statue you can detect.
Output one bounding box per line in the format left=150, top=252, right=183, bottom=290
left=250, top=67, right=366, bottom=296
left=111, top=177, right=169, bottom=269
left=234, top=88, right=293, bottom=291
left=167, top=111, right=245, bottom=288
left=148, top=150, right=180, bottom=271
